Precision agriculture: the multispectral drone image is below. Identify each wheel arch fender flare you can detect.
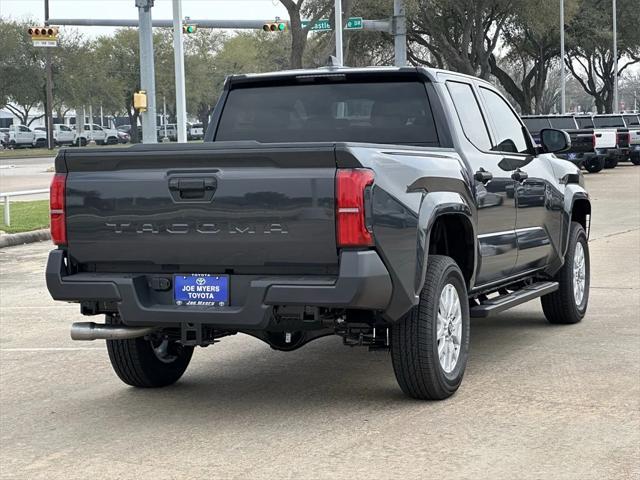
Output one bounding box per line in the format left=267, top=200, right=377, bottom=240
left=561, top=186, right=591, bottom=258
left=416, top=192, right=477, bottom=295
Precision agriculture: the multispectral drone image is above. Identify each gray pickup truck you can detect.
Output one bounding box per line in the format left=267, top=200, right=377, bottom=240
left=46, top=67, right=591, bottom=400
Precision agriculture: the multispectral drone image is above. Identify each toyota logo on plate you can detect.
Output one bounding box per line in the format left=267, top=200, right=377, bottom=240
left=196, top=277, right=206, bottom=286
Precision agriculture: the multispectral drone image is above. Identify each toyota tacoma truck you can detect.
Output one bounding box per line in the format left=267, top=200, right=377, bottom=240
left=46, top=67, right=591, bottom=400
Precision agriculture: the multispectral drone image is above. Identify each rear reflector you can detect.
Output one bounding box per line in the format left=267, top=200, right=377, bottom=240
left=50, top=173, right=66, bottom=245
left=336, top=169, right=374, bottom=247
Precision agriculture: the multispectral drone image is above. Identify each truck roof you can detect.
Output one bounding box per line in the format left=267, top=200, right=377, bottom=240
left=225, top=66, right=492, bottom=87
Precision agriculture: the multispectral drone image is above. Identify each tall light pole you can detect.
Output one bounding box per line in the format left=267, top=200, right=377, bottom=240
left=172, top=0, right=187, bottom=142
left=394, top=0, right=406, bottom=67
left=334, top=0, right=343, bottom=66
left=560, top=0, right=566, bottom=114
left=613, top=0, right=619, bottom=113
left=136, top=0, right=157, bottom=144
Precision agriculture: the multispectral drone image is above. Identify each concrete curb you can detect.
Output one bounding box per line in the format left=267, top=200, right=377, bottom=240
left=0, top=229, right=51, bottom=248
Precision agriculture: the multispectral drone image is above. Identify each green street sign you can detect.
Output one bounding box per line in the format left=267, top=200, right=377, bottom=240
left=345, top=17, right=363, bottom=30
left=302, top=17, right=364, bottom=31
left=302, top=19, right=332, bottom=32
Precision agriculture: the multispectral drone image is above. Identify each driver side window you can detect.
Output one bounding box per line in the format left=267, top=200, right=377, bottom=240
left=479, top=87, right=529, bottom=154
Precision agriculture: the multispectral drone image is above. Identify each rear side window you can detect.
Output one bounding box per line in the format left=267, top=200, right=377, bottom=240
left=479, top=87, right=529, bottom=154
left=446, top=81, right=491, bottom=151
left=623, top=115, right=639, bottom=126
left=215, top=81, right=439, bottom=146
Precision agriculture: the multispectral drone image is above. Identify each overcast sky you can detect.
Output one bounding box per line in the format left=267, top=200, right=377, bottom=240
left=0, top=0, right=289, bottom=36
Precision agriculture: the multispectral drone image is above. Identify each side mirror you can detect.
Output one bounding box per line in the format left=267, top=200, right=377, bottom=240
left=540, top=128, right=571, bottom=154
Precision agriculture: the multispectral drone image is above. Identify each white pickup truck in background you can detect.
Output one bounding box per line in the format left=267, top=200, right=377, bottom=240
left=82, top=124, right=119, bottom=145
left=574, top=115, right=621, bottom=168
left=34, top=125, right=77, bottom=146
left=623, top=113, right=640, bottom=165
left=6, top=124, right=36, bottom=148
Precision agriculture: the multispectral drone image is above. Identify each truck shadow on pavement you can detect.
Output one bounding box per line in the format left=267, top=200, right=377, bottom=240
left=100, top=309, right=555, bottom=415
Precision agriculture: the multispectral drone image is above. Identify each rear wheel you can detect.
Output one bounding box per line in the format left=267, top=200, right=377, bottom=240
left=541, top=222, right=590, bottom=324
left=631, top=154, right=640, bottom=166
left=391, top=255, right=470, bottom=400
left=106, top=316, right=193, bottom=387
left=584, top=157, right=604, bottom=173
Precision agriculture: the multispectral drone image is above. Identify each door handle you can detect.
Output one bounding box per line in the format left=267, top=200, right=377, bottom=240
left=511, top=169, right=528, bottom=182
left=474, top=168, right=493, bottom=184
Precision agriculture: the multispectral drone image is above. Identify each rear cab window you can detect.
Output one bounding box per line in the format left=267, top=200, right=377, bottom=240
left=215, top=78, right=440, bottom=146
left=548, top=116, right=577, bottom=130
left=593, top=116, right=626, bottom=128
left=522, top=117, right=552, bottom=134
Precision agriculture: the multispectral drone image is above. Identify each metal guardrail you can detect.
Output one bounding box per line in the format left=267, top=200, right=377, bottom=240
left=0, top=189, right=49, bottom=226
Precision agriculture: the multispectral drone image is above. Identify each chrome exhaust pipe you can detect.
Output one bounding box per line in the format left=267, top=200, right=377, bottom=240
left=70, top=322, right=157, bottom=341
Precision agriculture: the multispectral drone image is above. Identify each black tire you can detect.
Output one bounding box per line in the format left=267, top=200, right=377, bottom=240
left=391, top=255, right=470, bottom=400
left=541, top=222, right=590, bottom=324
left=584, top=157, right=604, bottom=173
left=106, top=316, right=194, bottom=388
left=631, top=154, right=640, bottom=166
left=604, top=157, right=618, bottom=169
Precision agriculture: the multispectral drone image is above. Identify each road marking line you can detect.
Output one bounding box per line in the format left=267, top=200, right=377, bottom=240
left=0, top=347, right=106, bottom=352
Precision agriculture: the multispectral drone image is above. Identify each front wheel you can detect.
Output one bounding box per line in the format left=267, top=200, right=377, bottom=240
left=391, top=255, right=470, bottom=400
left=541, top=222, right=590, bottom=324
left=106, top=316, right=194, bottom=387
left=631, top=154, right=640, bottom=166
left=604, top=157, right=618, bottom=169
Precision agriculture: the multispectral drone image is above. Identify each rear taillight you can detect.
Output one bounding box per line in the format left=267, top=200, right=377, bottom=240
left=336, top=169, right=374, bottom=247
left=50, top=173, right=66, bottom=245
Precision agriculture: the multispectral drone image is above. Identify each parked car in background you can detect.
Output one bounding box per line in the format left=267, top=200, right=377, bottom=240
left=522, top=115, right=604, bottom=173
left=158, top=123, right=177, bottom=141
left=83, top=124, right=119, bottom=145
left=32, top=128, right=48, bottom=148
left=187, top=123, right=204, bottom=141
left=574, top=115, right=621, bottom=168
left=592, top=114, right=630, bottom=164
left=116, top=129, right=130, bottom=144
left=6, top=125, right=36, bottom=148
left=622, top=113, right=640, bottom=165
left=34, top=125, right=76, bottom=146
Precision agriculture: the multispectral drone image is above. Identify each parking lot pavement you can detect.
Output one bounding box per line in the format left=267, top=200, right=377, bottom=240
left=0, top=165, right=638, bottom=480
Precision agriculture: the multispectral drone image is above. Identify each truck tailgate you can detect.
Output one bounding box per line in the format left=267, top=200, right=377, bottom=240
left=61, top=144, right=339, bottom=272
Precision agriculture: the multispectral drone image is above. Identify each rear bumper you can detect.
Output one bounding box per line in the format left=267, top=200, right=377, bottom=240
left=46, top=249, right=392, bottom=330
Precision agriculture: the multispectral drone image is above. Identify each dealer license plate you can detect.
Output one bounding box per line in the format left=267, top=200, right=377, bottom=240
left=174, top=274, right=229, bottom=306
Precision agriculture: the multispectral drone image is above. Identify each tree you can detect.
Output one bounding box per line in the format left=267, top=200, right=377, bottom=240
left=565, top=0, right=640, bottom=113
left=0, top=20, right=46, bottom=125
left=407, top=0, right=512, bottom=79
left=279, top=0, right=333, bottom=68
left=487, top=0, right=578, bottom=114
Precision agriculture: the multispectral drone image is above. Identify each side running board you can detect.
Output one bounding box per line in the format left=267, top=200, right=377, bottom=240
left=470, top=281, right=559, bottom=318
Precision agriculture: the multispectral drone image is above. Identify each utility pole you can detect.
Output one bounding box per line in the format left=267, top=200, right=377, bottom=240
left=334, top=0, right=343, bottom=66
left=393, top=0, right=406, bottom=67
left=560, top=0, right=566, bottom=114
left=613, top=0, right=619, bottom=113
left=136, top=0, right=157, bottom=144
left=172, top=0, right=187, bottom=142
left=44, top=0, right=54, bottom=149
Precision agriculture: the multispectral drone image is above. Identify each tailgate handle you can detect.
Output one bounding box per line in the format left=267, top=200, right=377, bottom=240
left=169, top=177, right=217, bottom=201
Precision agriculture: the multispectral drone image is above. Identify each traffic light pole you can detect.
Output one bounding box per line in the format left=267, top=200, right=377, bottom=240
left=172, top=0, right=187, bottom=143
left=44, top=0, right=54, bottom=150
left=136, top=0, right=157, bottom=144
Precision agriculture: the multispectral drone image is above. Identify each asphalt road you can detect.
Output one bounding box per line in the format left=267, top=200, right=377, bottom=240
left=0, top=164, right=638, bottom=480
